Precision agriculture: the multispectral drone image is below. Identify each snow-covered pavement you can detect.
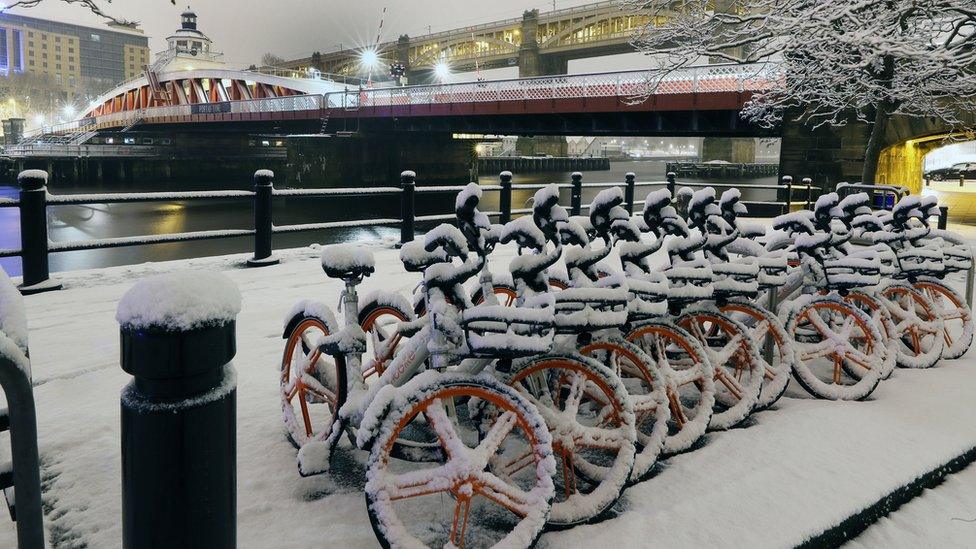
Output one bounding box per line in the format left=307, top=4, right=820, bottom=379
left=1, top=232, right=976, bottom=548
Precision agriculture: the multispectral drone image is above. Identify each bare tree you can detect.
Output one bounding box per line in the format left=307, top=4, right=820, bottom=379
left=260, top=53, right=287, bottom=68
left=627, top=0, right=976, bottom=183
left=2, top=0, right=175, bottom=28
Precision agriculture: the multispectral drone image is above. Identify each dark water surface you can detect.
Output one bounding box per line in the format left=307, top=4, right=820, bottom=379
left=0, top=160, right=778, bottom=277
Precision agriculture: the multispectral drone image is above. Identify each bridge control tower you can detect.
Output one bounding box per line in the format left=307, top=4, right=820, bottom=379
left=154, top=7, right=225, bottom=72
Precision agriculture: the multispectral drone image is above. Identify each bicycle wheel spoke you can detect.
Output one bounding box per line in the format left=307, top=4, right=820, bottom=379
left=384, top=463, right=456, bottom=501
left=476, top=471, right=536, bottom=517
left=450, top=494, right=472, bottom=547
left=472, top=411, right=518, bottom=470
left=425, top=399, right=467, bottom=459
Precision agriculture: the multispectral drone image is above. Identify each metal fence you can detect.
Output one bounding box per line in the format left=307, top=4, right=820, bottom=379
left=1, top=169, right=816, bottom=294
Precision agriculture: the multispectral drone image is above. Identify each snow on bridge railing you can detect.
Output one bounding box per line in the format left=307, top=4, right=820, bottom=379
left=327, top=63, right=777, bottom=109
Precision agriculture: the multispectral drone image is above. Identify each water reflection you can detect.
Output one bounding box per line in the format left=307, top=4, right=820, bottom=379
left=0, top=160, right=778, bottom=277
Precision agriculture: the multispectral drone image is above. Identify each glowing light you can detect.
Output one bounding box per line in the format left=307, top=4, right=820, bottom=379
left=434, top=62, right=451, bottom=81
left=361, top=49, right=380, bottom=68
left=62, top=105, right=76, bottom=118
left=33, top=114, right=44, bottom=125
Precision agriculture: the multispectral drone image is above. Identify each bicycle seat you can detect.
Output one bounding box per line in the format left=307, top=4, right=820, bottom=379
left=720, top=188, right=748, bottom=227
left=400, top=240, right=448, bottom=273
left=665, top=266, right=714, bottom=304
left=564, top=244, right=612, bottom=273
left=757, top=254, right=788, bottom=288
left=942, top=245, right=973, bottom=273
left=320, top=244, right=375, bottom=280
left=559, top=218, right=590, bottom=247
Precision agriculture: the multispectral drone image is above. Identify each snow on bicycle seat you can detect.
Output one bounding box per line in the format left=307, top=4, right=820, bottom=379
left=627, top=276, right=669, bottom=319
left=795, top=232, right=832, bottom=251
left=461, top=300, right=555, bottom=358
left=399, top=240, right=448, bottom=273
left=552, top=287, right=629, bottom=331
left=757, top=254, right=789, bottom=288
left=320, top=244, right=375, bottom=280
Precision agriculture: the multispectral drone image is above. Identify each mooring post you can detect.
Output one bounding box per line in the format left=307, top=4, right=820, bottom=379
left=570, top=171, right=583, bottom=216
left=400, top=170, right=416, bottom=245
left=118, top=272, right=239, bottom=549
left=803, top=177, right=814, bottom=210
left=17, top=170, right=60, bottom=294
left=499, top=171, right=513, bottom=224
left=247, top=169, right=279, bottom=267
left=666, top=172, right=677, bottom=197
left=624, top=172, right=636, bottom=215
left=938, top=206, right=948, bottom=231
left=782, top=175, right=794, bottom=214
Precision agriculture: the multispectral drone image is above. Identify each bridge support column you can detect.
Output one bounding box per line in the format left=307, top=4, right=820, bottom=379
left=95, top=161, right=104, bottom=184
left=701, top=138, right=757, bottom=164
left=515, top=136, right=569, bottom=157
left=779, top=120, right=870, bottom=190
left=71, top=160, right=80, bottom=183
left=118, top=161, right=127, bottom=183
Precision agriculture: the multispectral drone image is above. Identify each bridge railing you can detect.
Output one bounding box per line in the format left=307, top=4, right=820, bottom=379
left=2, top=169, right=817, bottom=294
left=330, top=63, right=778, bottom=109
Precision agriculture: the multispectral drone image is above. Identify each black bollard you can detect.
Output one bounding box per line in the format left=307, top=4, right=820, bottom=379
left=400, top=170, right=416, bottom=245
left=499, top=171, right=513, bottom=224
left=118, top=273, right=239, bottom=549
left=624, top=172, right=636, bottom=214
left=781, top=175, right=794, bottom=214
left=666, top=171, right=677, bottom=197
left=802, top=177, right=814, bottom=210
left=570, top=172, right=583, bottom=216
left=17, top=170, right=60, bottom=294
left=247, top=169, right=279, bottom=267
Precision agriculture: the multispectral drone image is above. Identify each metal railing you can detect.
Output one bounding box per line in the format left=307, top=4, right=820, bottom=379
left=2, top=169, right=815, bottom=293
left=0, top=271, right=44, bottom=548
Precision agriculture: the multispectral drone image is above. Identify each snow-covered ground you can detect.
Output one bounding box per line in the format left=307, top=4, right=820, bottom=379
left=1, top=227, right=976, bottom=548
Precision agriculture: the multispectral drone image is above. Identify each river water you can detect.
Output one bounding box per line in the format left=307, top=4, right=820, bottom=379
left=0, top=160, right=778, bottom=277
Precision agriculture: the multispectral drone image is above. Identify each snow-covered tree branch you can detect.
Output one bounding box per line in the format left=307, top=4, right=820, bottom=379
left=1, top=0, right=175, bottom=29
left=626, top=0, right=976, bottom=183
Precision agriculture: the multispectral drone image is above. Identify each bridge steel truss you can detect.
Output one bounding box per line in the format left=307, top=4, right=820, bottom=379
left=17, top=63, right=779, bottom=153
left=283, top=1, right=674, bottom=76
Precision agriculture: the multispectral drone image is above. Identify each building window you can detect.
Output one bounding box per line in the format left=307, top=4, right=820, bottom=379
left=55, top=36, right=60, bottom=42
left=68, top=47, right=74, bottom=53
left=56, top=64, right=61, bottom=70
left=42, top=62, right=47, bottom=68
left=55, top=54, right=61, bottom=61
left=69, top=65, right=74, bottom=71
left=41, top=52, right=47, bottom=59
left=90, top=33, right=100, bottom=42
left=12, top=29, right=22, bottom=72
left=0, top=29, right=7, bottom=73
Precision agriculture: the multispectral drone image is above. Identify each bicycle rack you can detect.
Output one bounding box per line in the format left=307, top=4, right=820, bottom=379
left=0, top=272, right=44, bottom=548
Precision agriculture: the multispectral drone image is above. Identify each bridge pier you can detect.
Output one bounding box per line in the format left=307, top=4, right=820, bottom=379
left=701, top=138, right=757, bottom=164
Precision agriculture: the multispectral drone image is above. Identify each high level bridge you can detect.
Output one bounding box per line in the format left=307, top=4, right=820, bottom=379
left=281, top=2, right=670, bottom=81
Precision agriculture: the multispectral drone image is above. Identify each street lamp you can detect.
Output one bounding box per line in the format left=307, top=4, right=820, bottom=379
left=361, top=49, right=380, bottom=69
left=62, top=105, right=76, bottom=119
left=434, top=62, right=450, bottom=82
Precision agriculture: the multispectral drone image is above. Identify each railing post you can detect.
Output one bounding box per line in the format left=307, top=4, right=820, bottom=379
left=666, top=171, right=677, bottom=197
left=624, top=172, right=636, bottom=214
left=400, top=170, right=416, bottom=245
left=0, top=278, right=44, bottom=549
left=118, top=273, right=239, bottom=549
left=247, top=169, right=279, bottom=267
left=961, top=174, right=966, bottom=188
left=803, top=177, right=813, bottom=210
left=938, top=206, right=948, bottom=231
left=499, top=171, right=513, bottom=224
left=781, top=175, right=793, bottom=214
left=17, top=170, right=61, bottom=294
left=570, top=172, right=583, bottom=216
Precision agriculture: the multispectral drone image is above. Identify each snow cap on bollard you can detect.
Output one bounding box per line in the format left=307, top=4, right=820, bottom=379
left=571, top=171, right=583, bottom=181
left=626, top=172, right=636, bottom=180
left=117, top=271, right=241, bottom=399
left=499, top=170, right=513, bottom=182
left=18, top=169, right=48, bottom=191
left=400, top=170, right=416, bottom=186
left=254, top=169, right=274, bottom=186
